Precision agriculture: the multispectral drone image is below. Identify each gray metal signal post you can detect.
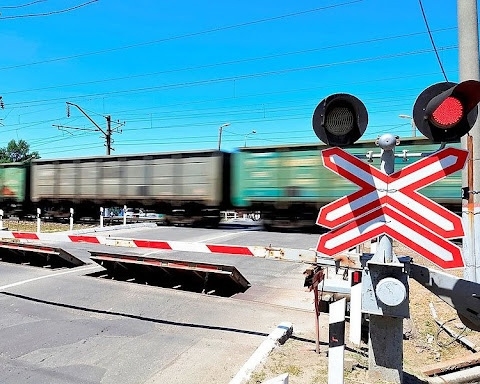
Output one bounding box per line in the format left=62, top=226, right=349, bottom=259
left=361, top=134, right=409, bottom=384
left=311, top=93, right=408, bottom=382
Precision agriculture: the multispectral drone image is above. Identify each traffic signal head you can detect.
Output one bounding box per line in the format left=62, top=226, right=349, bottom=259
left=413, top=80, right=480, bottom=142
left=312, top=93, right=368, bottom=147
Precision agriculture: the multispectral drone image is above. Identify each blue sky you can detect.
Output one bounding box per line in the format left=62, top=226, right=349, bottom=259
left=0, top=0, right=471, bottom=158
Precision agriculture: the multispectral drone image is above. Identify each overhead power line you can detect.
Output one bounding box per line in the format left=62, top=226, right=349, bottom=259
left=0, top=0, right=361, bottom=70
left=0, top=0, right=98, bottom=19
left=4, top=45, right=456, bottom=108
left=2, top=27, right=456, bottom=95
left=418, top=0, right=449, bottom=82
left=0, top=0, right=46, bottom=9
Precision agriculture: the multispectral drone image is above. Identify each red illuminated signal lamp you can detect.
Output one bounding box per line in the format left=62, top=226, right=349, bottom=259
left=431, top=97, right=463, bottom=128
left=413, top=80, right=480, bottom=142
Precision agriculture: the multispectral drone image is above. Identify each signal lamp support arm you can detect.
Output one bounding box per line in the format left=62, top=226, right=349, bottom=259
left=410, top=263, right=480, bottom=331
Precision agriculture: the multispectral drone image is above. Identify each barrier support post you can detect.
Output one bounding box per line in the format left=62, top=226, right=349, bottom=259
left=36, top=208, right=41, bottom=234
left=69, top=208, right=74, bottom=231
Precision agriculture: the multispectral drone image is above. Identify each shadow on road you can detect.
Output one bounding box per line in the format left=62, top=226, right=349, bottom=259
left=1, top=291, right=270, bottom=337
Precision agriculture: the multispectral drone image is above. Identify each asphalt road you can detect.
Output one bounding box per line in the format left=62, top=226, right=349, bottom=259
left=0, top=226, right=319, bottom=384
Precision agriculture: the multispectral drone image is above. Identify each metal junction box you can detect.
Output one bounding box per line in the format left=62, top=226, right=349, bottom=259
left=361, top=261, right=410, bottom=318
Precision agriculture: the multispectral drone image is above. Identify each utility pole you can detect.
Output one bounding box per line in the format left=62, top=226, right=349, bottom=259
left=458, top=0, right=480, bottom=282
left=62, top=102, right=123, bottom=156
left=106, top=115, right=112, bottom=155
left=0, top=96, right=3, bottom=126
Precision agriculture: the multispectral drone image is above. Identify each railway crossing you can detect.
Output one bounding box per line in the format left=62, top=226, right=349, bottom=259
left=2, top=74, right=480, bottom=383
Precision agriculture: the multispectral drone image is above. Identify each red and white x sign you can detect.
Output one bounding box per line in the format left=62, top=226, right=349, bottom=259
left=316, top=146, right=468, bottom=269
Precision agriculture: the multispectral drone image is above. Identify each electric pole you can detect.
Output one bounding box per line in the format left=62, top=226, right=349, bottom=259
left=106, top=115, right=112, bottom=155
left=61, top=102, right=124, bottom=156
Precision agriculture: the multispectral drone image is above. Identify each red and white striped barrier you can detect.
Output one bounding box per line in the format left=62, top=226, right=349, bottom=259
left=0, top=231, right=317, bottom=262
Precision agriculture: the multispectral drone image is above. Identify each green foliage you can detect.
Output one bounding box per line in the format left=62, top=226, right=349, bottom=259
left=0, top=139, right=40, bottom=163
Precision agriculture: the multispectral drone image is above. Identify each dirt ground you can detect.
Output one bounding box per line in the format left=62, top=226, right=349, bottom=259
left=247, top=243, right=480, bottom=384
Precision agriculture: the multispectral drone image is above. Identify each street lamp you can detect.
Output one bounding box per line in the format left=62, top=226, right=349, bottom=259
left=218, top=123, right=230, bottom=150
left=244, top=130, right=256, bottom=147
left=399, top=114, right=416, bottom=137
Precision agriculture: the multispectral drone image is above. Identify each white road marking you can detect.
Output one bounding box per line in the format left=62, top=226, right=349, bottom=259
left=196, top=231, right=245, bottom=243
left=0, top=265, right=99, bottom=290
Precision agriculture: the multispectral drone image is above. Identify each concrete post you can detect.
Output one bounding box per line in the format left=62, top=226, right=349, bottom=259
left=458, top=0, right=480, bottom=282
left=368, top=315, right=404, bottom=382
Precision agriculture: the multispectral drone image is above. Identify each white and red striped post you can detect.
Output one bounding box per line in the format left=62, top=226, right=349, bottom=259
left=328, top=298, right=346, bottom=384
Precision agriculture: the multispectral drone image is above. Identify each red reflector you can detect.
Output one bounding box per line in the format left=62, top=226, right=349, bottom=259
left=351, top=270, right=362, bottom=286
left=431, top=97, right=463, bottom=128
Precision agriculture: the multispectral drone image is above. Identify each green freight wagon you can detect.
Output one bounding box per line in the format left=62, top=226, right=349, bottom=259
left=0, top=162, right=28, bottom=203
left=231, top=138, right=462, bottom=231
left=0, top=162, right=29, bottom=218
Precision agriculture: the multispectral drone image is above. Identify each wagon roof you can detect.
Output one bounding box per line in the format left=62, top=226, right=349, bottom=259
left=31, top=148, right=224, bottom=163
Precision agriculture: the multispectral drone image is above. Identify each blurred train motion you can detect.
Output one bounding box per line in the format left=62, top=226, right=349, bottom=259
left=0, top=137, right=463, bottom=231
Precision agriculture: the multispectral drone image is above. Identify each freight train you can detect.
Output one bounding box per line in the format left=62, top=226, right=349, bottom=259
left=0, top=138, right=464, bottom=231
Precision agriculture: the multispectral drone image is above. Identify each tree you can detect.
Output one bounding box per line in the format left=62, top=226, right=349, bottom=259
left=0, top=139, right=40, bottom=163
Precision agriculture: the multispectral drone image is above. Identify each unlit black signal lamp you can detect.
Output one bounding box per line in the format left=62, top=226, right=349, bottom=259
left=312, top=93, right=368, bottom=147
left=413, top=80, right=480, bottom=142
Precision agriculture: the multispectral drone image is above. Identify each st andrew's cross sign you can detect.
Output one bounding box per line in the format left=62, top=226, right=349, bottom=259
left=316, top=146, right=468, bottom=269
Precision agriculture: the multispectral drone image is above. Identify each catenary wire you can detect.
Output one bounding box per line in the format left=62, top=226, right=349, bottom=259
left=0, top=0, right=97, bottom=19
left=0, top=1, right=361, bottom=69
left=418, top=0, right=449, bottom=81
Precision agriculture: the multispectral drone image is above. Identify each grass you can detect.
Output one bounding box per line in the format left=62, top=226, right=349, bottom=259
left=1, top=220, right=95, bottom=233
